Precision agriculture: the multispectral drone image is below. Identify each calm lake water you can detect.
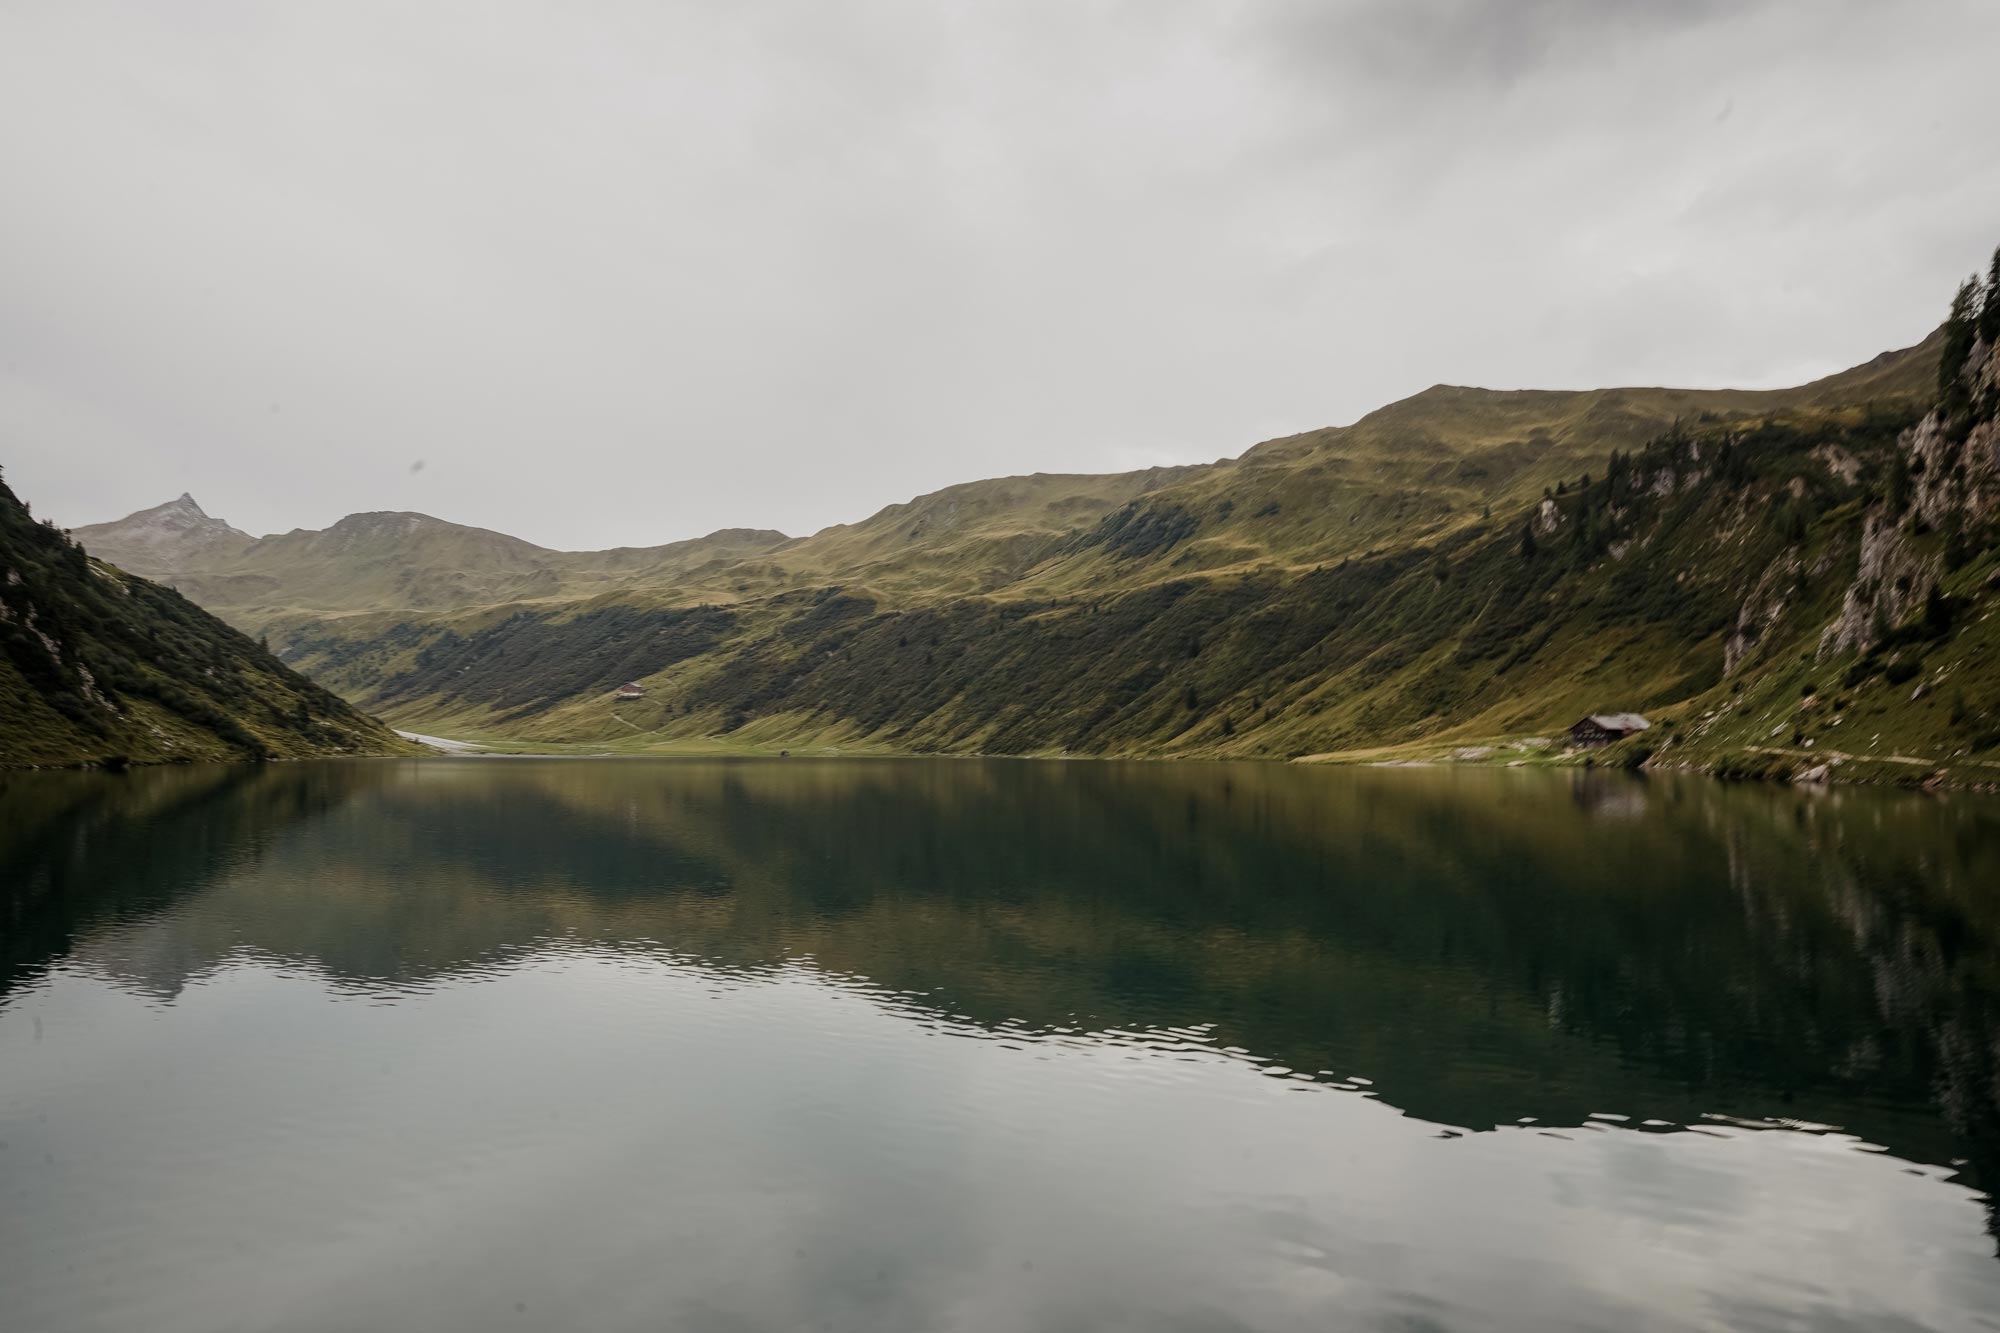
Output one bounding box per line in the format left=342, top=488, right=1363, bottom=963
left=3, top=758, right=2000, bottom=1332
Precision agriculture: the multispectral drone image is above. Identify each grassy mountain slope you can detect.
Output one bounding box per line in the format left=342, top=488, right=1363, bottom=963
left=347, top=395, right=1988, bottom=774
left=81, top=333, right=1941, bottom=633
left=1017, top=328, right=1947, bottom=594
left=251, top=322, right=1984, bottom=772
left=0, top=474, right=414, bottom=768
left=667, top=329, right=1943, bottom=608
left=68, top=273, right=1989, bottom=781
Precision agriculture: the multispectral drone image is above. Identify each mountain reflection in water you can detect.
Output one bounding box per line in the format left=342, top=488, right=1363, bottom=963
left=3, top=757, right=1999, bottom=1332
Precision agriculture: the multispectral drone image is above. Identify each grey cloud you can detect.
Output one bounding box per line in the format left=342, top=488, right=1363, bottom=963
left=1237, top=0, right=1760, bottom=89
left=1, top=1, right=1995, bottom=550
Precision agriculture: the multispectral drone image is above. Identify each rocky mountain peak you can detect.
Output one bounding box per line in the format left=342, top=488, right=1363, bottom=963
left=70, top=493, right=253, bottom=576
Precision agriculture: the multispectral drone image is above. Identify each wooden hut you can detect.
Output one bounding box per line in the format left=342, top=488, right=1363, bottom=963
left=1568, top=712, right=1650, bottom=747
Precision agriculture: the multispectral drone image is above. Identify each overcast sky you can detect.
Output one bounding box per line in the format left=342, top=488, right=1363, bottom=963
left=3, top=1, right=1996, bottom=550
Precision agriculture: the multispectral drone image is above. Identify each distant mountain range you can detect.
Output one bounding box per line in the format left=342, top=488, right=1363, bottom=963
left=73, top=498, right=791, bottom=620
left=76, top=331, right=1944, bottom=629
left=49, top=253, right=2000, bottom=782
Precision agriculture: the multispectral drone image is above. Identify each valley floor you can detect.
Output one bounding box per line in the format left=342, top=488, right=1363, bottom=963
left=382, top=714, right=2000, bottom=791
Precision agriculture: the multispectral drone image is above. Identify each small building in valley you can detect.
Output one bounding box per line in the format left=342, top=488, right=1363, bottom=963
left=1568, top=713, right=1651, bottom=747
left=615, top=682, right=647, bottom=699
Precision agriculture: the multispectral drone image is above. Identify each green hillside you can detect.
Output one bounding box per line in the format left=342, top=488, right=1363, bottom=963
left=324, top=394, right=1997, bottom=781
left=66, top=258, right=2000, bottom=785
left=0, top=474, right=415, bottom=768
left=76, top=333, right=1941, bottom=631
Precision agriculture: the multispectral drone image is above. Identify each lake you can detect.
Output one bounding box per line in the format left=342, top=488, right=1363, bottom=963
left=3, top=757, right=1999, bottom=1332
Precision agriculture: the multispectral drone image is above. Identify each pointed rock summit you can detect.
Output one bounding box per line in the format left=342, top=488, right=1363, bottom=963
left=71, top=493, right=253, bottom=576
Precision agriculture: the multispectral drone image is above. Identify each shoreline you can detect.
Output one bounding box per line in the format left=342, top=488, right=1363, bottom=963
left=9, top=729, right=1998, bottom=793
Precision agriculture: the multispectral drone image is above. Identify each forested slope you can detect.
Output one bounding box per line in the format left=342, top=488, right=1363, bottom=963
left=0, top=473, right=413, bottom=767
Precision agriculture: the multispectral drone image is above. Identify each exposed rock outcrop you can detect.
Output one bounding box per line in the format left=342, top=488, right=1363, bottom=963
left=1726, top=551, right=1802, bottom=676
left=1820, top=336, right=1999, bottom=658
left=1819, top=511, right=1937, bottom=657
left=1908, top=335, right=2000, bottom=530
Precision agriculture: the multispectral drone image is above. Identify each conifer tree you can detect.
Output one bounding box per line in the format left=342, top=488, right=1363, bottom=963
left=1886, top=449, right=1912, bottom=513
left=1981, top=246, right=2000, bottom=345
left=1941, top=277, right=1978, bottom=393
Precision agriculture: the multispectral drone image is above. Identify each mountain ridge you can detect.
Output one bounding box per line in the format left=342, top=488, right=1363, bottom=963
left=74, top=328, right=1945, bottom=626
left=55, top=288, right=1997, bottom=783
left=74, top=501, right=796, bottom=623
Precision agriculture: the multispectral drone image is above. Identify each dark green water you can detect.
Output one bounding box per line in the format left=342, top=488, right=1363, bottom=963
left=3, top=757, right=2000, bottom=1332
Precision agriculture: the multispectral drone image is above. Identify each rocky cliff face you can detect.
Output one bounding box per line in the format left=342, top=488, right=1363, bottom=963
left=1725, top=548, right=1806, bottom=678
left=1909, top=336, right=2000, bottom=529
left=1821, top=334, right=1999, bottom=658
